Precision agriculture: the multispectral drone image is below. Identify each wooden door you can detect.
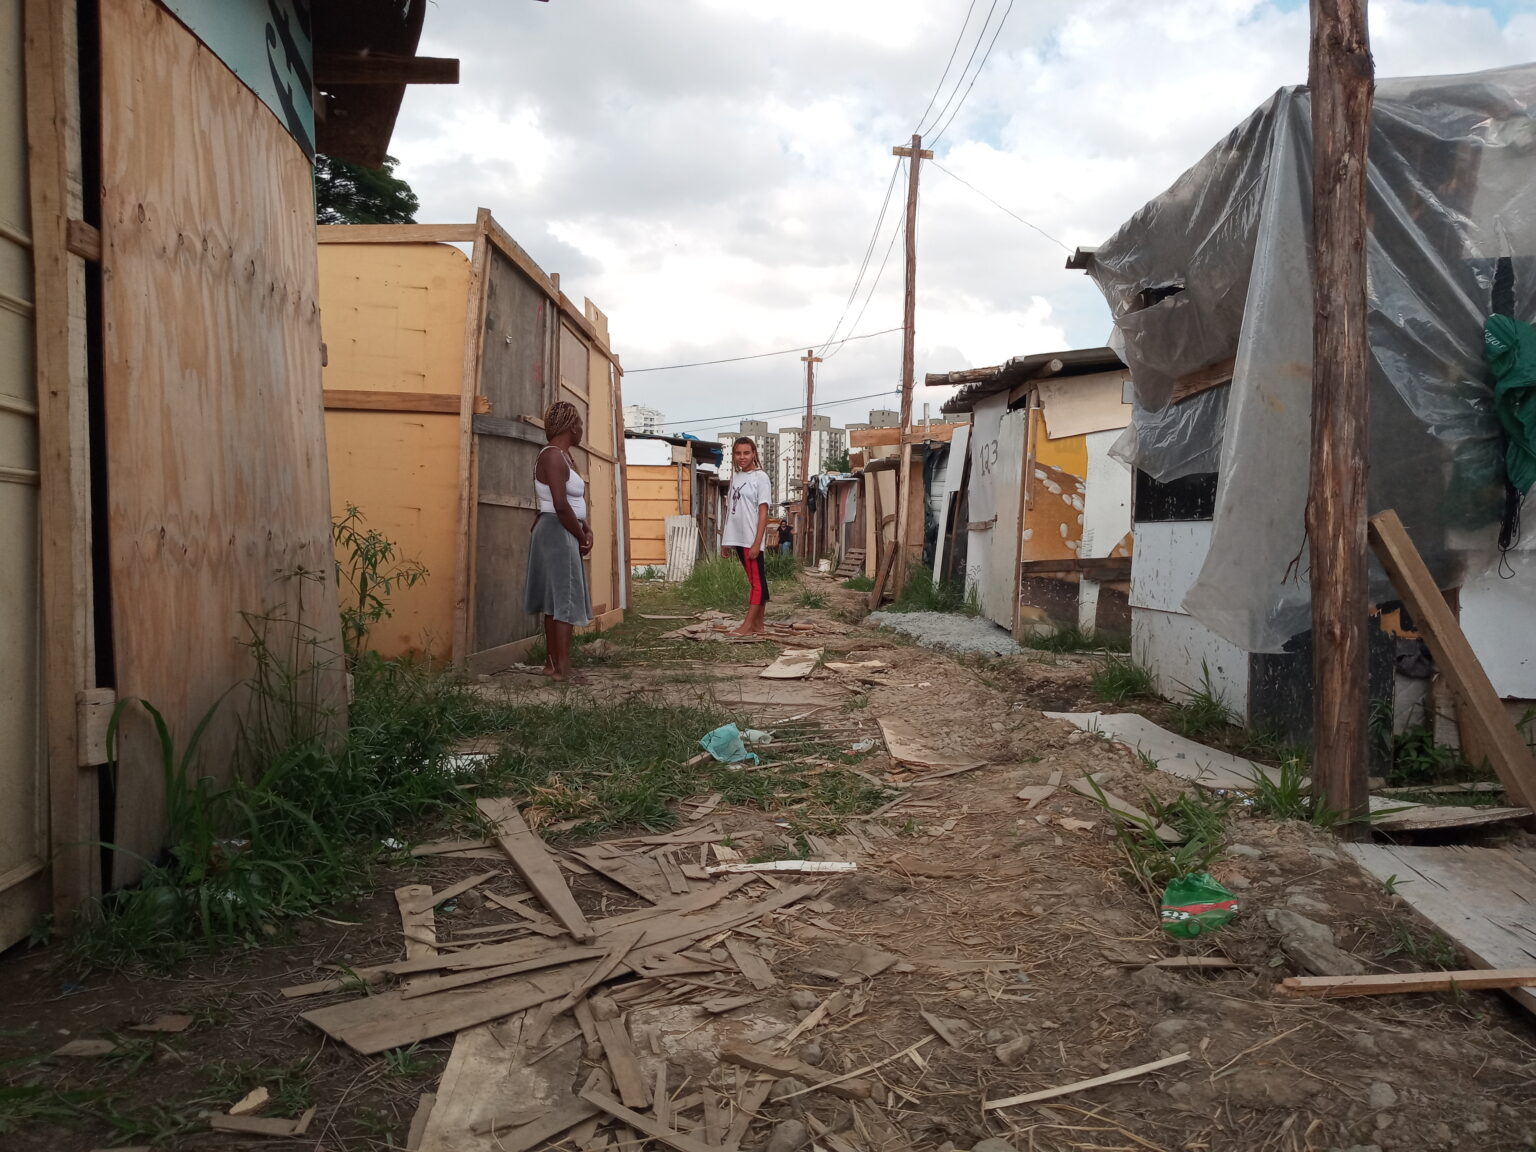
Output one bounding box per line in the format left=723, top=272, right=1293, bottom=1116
left=0, top=0, right=47, bottom=949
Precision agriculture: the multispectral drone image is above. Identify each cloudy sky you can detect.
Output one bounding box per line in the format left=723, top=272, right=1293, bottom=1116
left=391, top=0, right=1536, bottom=440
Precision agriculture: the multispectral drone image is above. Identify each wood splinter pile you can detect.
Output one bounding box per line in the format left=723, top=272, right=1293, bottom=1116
left=286, top=796, right=903, bottom=1151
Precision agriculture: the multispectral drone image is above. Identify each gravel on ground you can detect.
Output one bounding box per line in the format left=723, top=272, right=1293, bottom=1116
left=868, top=610, right=1021, bottom=655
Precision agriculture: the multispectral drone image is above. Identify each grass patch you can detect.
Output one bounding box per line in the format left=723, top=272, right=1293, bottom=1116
left=763, top=550, right=801, bottom=581
left=795, top=590, right=828, bottom=609
left=842, top=574, right=874, bottom=592
left=885, top=564, right=975, bottom=615
left=1022, top=625, right=1110, bottom=654
left=1089, top=656, right=1155, bottom=703
left=679, top=555, right=796, bottom=611
left=1083, top=779, right=1232, bottom=898
left=481, top=700, right=891, bottom=836
left=1380, top=723, right=1481, bottom=787
left=1168, top=665, right=1234, bottom=739
left=1382, top=922, right=1460, bottom=970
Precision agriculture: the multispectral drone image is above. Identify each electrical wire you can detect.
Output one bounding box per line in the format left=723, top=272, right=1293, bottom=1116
left=912, top=0, right=980, bottom=136
left=928, top=0, right=1016, bottom=148
left=919, top=0, right=999, bottom=147
left=931, top=159, right=1071, bottom=252
left=626, top=326, right=903, bottom=374
left=649, top=387, right=900, bottom=431
left=816, top=158, right=904, bottom=357
left=826, top=216, right=902, bottom=363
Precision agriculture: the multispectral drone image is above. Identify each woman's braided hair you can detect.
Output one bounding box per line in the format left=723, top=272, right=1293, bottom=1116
left=543, top=401, right=582, bottom=442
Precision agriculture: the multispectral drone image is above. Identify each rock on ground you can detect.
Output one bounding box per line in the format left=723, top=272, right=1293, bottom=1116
left=764, top=1119, right=809, bottom=1152
left=1265, top=908, right=1367, bottom=976
left=868, top=611, right=1021, bottom=656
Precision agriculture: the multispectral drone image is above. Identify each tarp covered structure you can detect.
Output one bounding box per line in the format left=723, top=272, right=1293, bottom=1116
left=1087, top=63, right=1536, bottom=653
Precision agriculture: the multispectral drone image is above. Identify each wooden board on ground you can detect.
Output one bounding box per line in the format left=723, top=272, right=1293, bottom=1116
left=1280, top=967, right=1536, bottom=998
left=478, top=798, right=594, bottom=940
left=1045, top=712, right=1279, bottom=791
left=1369, top=509, right=1536, bottom=811
left=760, top=648, right=823, bottom=680
left=572, top=845, right=673, bottom=903
left=1345, top=843, right=1536, bottom=1018
left=1068, top=777, right=1182, bottom=843
left=877, top=717, right=984, bottom=774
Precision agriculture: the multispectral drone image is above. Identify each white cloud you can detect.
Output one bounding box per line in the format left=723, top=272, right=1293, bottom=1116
left=392, top=0, right=1535, bottom=436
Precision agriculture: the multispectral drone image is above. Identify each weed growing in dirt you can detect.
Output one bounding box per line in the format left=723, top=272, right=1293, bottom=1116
left=796, top=590, right=828, bottom=608
left=1023, top=625, right=1111, bottom=654
left=1383, top=922, right=1460, bottom=969
left=1089, top=656, right=1155, bottom=703
left=1168, top=664, right=1233, bottom=738
left=680, top=555, right=794, bottom=610
left=333, top=504, right=428, bottom=663
left=1381, top=723, right=1481, bottom=787
left=842, top=574, right=874, bottom=591
left=1086, top=779, right=1233, bottom=898
left=1243, top=757, right=1347, bottom=828
left=886, top=564, right=976, bottom=615
left=478, top=700, right=890, bottom=835
left=763, top=550, right=801, bottom=581
left=382, top=1044, right=442, bottom=1078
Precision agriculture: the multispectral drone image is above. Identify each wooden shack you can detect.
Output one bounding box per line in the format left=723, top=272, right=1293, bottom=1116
left=3, top=0, right=454, bottom=945
left=622, top=432, right=723, bottom=579
left=319, top=214, right=629, bottom=668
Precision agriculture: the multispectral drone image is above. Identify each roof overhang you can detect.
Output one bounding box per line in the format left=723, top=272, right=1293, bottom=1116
left=312, top=0, right=459, bottom=166
left=933, top=347, right=1125, bottom=415
left=1065, top=246, right=1098, bottom=271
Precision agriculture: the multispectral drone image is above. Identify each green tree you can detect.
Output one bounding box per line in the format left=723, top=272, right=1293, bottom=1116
left=315, top=153, right=419, bottom=225
left=822, top=450, right=851, bottom=474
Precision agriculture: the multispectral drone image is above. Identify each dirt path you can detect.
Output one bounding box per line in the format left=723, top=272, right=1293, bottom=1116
left=1, top=575, right=1534, bottom=1151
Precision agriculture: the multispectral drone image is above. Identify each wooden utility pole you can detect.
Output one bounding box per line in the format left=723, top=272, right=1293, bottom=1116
left=1306, top=0, right=1374, bottom=837
left=891, top=134, right=931, bottom=592
left=800, top=349, right=821, bottom=560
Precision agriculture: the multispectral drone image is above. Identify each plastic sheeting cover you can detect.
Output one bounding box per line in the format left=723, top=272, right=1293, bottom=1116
left=1089, top=64, right=1536, bottom=652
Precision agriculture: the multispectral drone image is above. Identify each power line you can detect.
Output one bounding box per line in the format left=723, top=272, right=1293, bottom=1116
left=626, top=326, right=903, bottom=374
left=929, top=0, right=1016, bottom=148
left=913, top=0, right=980, bottom=136
left=826, top=214, right=902, bottom=363
left=920, top=0, right=999, bottom=146
left=931, top=160, right=1071, bottom=252
left=816, top=158, right=904, bottom=356
left=650, top=388, right=900, bottom=432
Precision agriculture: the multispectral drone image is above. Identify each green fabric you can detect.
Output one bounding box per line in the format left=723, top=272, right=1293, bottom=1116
left=1483, top=314, right=1536, bottom=496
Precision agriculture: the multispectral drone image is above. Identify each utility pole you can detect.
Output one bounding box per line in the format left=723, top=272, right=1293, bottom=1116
left=800, top=349, right=822, bottom=561
left=1307, top=0, right=1374, bottom=837
left=891, top=133, right=931, bottom=593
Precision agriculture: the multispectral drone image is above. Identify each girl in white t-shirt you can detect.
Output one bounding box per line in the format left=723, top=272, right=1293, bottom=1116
left=723, top=437, right=771, bottom=636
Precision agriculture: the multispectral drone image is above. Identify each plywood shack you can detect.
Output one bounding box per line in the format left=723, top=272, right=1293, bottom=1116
left=320, top=213, right=628, bottom=667
left=9, top=0, right=457, bottom=938
left=622, top=432, right=722, bottom=578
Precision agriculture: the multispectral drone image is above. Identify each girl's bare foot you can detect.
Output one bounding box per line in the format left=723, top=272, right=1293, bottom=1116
left=550, top=669, right=589, bottom=685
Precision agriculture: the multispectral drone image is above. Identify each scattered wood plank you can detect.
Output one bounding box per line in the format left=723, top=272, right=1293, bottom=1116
left=726, top=1077, right=775, bottom=1147
left=590, top=996, right=651, bottom=1109
left=469, top=1098, right=601, bottom=1144
left=1016, top=769, right=1063, bottom=809
left=761, top=648, right=823, bottom=679
left=228, top=1086, right=269, bottom=1116
left=548, top=926, right=647, bottom=1016
left=656, top=851, right=692, bottom=896
left=920, top=1011, right=971, bottom=1049
left=398, top=947, right=608, bottom=1000
left=983, top=1052, right=1191, bottom=1110
left=209, top=1106, right=315, bottom=1137
left=877, top=718, right=985, bottom=774
left=52, top=1039, right=118, bottom=1057
left=806, top=1114, right=864, bottom=1152
left=411, top=870, right=499, bottom=912
left=777, top=990, right=847, bottom=1049
left=724, top=938, right=777, bottom=990
left=702, top=1086, right=725, bottom=1145
left=128, top=1013, right=193, bottom=1033
left=774, top=1037, right=932, bottom=1101
left=579, top=1089, right=721, bottom=1152
left=1369, top=509, right=1536, bottom=810
left=484, top=890, right=568, bottom=937
left=1118, top=956, right=1238, bottom=970
left=701, top=993, right=763, bottom=1015
left=720, top=1041, right=872, bottom=1100
left=404, top=1093, right=435, bottom=1151
left=478, top=797, right=595, bottom=941
left=396, top=884, right=438, bottom=957
left=1279, top=967, right=1536, bottom=998
left=572, top=844, right=674, bottom=903
left=410, top=838, right=495, bottom=857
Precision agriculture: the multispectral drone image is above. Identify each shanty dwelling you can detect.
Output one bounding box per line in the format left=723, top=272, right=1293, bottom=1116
left=935, top=349, right=1134, bottom=639
left=850, top=421, right=969, bottom=580
left=0, top=0, right=456, bottom=947
left=622, top=431, right=723, bottom=580
left=1075, top=63, right=1536, bottom=753
left=319, top=213, right=629, bottom=668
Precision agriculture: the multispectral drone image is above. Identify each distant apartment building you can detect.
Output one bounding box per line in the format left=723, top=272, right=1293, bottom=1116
left=777, top=415, right=847, bottom=502
left=845, top=407, right=901, bottom=434
left=623, top=404, right=665, bottom=433
left=716, top=419, right=780, bottom=502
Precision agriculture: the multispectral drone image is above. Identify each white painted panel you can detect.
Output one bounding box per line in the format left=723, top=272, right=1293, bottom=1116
left=1081, top=429, right=1131, bottom=559
left=1133, top=607, right=1250, bottom=720
left=1461, top=552, right=1536, bottom=699
left=981, top=407, right=1027, bottom=629
left=1130, top=521, right=1212, bottom=612
left=932, top=425, right=968, bottom=581
left=1037, top=370, right=1131, bottom=439
left=967, top=392, right=1005, bottom=523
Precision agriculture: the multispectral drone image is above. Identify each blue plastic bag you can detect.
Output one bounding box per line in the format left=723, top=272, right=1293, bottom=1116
left=700, top=723, right=759, bottom=765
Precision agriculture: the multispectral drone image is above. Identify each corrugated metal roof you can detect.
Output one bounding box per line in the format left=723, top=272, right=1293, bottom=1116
left=934, top=346, right=1124, bottom=414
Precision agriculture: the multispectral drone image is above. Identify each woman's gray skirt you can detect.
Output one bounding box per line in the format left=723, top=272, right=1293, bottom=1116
left=524, top=513, right=592, bottom=626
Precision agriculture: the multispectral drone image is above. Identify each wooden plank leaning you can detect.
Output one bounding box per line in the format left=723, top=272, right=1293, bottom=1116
left=1367, top=509, right=1536, bottom=811
left=478, top=797, right=595, bottom=941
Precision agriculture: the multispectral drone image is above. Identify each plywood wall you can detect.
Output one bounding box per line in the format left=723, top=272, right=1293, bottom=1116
left=100, top=0, right=344, bottom=882
left=626, top=464, right=690, bottom=568
left=320, top=242, right=472, bottom=658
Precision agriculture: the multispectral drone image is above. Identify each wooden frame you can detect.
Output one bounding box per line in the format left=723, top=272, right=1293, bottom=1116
left=25, top=0, right=99, bottom=916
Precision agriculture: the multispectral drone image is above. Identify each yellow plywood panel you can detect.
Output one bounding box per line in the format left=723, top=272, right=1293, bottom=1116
left=326, top=410, right=460, bottom=659
left=587, top=456, right=615, bottom=615
left=100, top=0, right=345, bottom=883
left=319, top=242, right=471, bottom=398
left=1034, top=410, right=1089, bottom=477
left=1023, top=412, right=1086, bottom=565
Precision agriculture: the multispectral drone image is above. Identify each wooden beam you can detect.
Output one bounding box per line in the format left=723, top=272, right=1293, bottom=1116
left=317, top=223, right=478, bottom=244
left=1306, top=0, right=1375, bottom=836
left=26, top=0, right=100, bottom=917
left=1279, top=967, right=1536, bottom=998
left=451, top=213, right=491, bottom=664
left=1368, top=510, right=1536, bottom=810
left=477, top=797, right=595, bottom=941
left=64, top=219, right=99, bottom=262
left=322, top=389, right=489, bottom=415
left=1170, top=356, right=1236, bottom=404
left=314, top=52, right=460, bottom=86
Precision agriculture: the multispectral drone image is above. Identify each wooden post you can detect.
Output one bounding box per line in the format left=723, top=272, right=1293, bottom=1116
left=451, top=210, right=492, bottom=663
left=891, top=134, right=932, bottom=594
left=1306, top=0, right=1374, bottom=836
left=799, top=349, right=821, bottom=561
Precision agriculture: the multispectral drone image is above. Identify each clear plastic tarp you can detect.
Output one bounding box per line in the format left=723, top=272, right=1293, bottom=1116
left=1088, top=64, right=1536, bottom=653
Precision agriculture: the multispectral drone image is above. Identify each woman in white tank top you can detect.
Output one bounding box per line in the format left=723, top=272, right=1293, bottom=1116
left=524, top=401, right=593, bottom=682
